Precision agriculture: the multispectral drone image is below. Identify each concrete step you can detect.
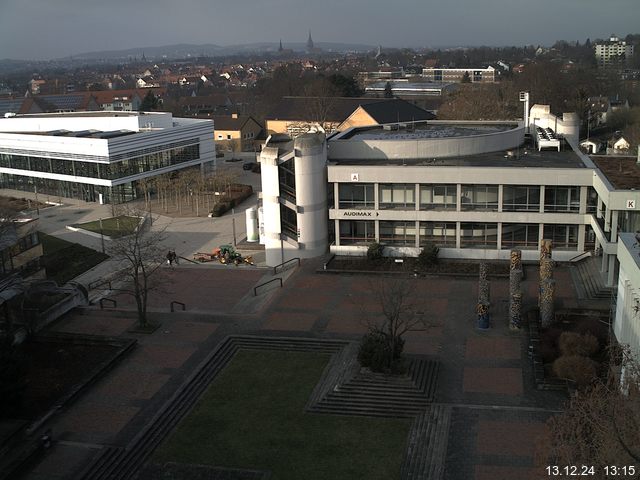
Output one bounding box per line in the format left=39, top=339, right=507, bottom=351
left=401, top=405, right=451, bottom=480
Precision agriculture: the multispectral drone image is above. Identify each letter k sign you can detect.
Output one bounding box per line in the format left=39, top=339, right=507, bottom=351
left=627, top=200, right=636, bottom=209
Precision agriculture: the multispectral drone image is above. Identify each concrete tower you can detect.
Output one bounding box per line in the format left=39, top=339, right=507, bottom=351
left=260, top=132, right=328, bottom=266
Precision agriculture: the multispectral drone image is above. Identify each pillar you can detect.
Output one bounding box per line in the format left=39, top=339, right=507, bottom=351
left=540, top=279, right=556, bottom=327
left=509, top=249, right=523, bottom=329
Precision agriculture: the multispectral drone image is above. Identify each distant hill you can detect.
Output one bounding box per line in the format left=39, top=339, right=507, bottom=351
left=67, top=42, right=375, bottom=60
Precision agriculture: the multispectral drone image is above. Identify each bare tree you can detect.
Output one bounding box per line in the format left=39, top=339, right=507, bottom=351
left=538, top=346, right=640, bottom=477
left=359, top=278, right=432, bottom=372
left=107, top=209, right=166, bottom=328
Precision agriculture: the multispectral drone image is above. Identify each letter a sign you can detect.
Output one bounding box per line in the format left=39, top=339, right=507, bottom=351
left=350, top=173, right=359, bottom=182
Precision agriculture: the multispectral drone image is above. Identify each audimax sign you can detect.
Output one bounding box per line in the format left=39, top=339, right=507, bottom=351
left=342, top=211, right=379, bottom=217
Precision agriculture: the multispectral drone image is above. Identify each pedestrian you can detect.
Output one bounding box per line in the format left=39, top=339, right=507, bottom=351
left=172, top=251, right=179, bottom=265
left=166, top=251, right=173, bottom=265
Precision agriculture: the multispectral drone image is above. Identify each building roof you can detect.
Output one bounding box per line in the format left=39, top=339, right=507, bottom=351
left=592, top=156, right=640, bottom=190
left=210, top=114, right=261, bottom=131
left=266, top=97, right=435, bottom=123
left=358, top=99, right=435, bottom=124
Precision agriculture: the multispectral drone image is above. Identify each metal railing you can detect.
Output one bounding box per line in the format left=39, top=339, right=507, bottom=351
left=254, top=277, right=282, bottom=296
left=568, top=250, right=592, bottom=263
left=273, top=257, right=300, bottom=275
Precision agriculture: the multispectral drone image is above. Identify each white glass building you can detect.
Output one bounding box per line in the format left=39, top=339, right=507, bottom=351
left=0, top=111, right=214, bottom=204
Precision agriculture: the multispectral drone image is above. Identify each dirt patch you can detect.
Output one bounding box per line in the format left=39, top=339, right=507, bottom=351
left=0, top=195, right=47, bottom=214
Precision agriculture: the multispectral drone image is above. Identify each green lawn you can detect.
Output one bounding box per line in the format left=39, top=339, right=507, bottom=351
left=74, top=215, right=140, bottom=238
left=154, top=350, right=411, bottom=480
left=40, top=232, right=109, bottom=285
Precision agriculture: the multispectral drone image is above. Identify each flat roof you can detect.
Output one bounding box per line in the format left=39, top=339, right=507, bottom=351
left=339, top=122, right=517, bottom=141
left=619, top=233, right=640, bottom=271
left=330, top=144, right=587, bottom=169
left=592, top=156, right=640, bottom=190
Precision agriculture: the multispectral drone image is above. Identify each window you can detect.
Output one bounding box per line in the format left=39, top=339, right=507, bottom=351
left=502, top=186, right=540, bottom=212
left=379, top=221, right=416, bottom=246
left=460, top=223, right=498, bottom=249
left=544, top=186, right=580, bottom=212
left=339, top=220, right=375, bottom=245
left=461, top=185, right=498, bottom=211
left=420, top=222, right=456, bottom=247
left=420, top=184, right=457, bottom=210
left=280, top=204, right=297, bottom=240
left=338, top=183, right=374, bottom=209
left=278, top=158, right=296, bottom=203
left=217, top=134, right=223, bottom=139
left=226, top=134, right=232, bottom=140
left=501, top=224, right=539, bottom=249
left=586, top=187, right=597, bottom=214
left=543, top=224, right=578, bottom=250
left=379, top=184, right=415, bottom=209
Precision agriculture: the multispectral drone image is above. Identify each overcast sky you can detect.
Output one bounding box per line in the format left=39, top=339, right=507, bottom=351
left=0, top=0, right=638, bottom=60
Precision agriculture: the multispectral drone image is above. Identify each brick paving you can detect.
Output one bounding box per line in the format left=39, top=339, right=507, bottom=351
left=21, top=257, right=594, bottom=480
left=462, top=367, right=524, bottom=395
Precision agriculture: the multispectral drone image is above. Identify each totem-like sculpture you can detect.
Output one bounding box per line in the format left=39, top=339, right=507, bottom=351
left=477, top=262, right=490, bottom=329
left=539, top=239, right=555, bottom=327
left=509, top=249, right=523, bottom=329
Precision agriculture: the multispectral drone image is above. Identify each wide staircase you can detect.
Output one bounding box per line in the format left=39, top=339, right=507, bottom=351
left=571, top=256, right=614, bottom=300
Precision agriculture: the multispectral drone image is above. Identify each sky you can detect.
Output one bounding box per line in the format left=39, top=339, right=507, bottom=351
left=0, top=0, right=638, bottom=60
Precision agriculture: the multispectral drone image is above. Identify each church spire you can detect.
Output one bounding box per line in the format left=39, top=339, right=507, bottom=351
left=306, top=30, right=314, bottom=51
left=279, top=39, right=283, bottom=52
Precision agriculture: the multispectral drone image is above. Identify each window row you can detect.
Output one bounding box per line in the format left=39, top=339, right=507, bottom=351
left=337, top=183, right=590, bottom=213
left=0, top=143, right=200, bottom=181
left=338, top=220, right=581, bottom=250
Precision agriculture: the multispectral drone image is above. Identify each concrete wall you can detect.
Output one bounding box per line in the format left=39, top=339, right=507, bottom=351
left=614, top=233, right=640, bottom=360
left=329, top=124, right=524, bottom=160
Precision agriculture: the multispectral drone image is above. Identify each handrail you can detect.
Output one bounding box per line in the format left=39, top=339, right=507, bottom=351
left=254, top=277, right=282, bottom=296
left=273, top=257, right=300, bottom=275
left=99, top=298, right=116, bottom=309
left=178, top=256, right=199, bottom=265
left=170, top=301, right=186, bottom=312
left=568, top=250, right=592, bottom=263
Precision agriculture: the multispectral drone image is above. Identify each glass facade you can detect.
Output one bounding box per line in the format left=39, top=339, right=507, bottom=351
left=420, top=184, right=457, bottom=210
left=339, top=220, right=375, bottom=245
left=502, top=186, right=540, bottom=212
left=501, top=223, right=539, bottom=249
left=0, top=173, right=143, bottom=204
left=280, top=204, right=298, bottom=240
left=544, top=186, right=580, bottom=212
left=0, top=142, right=199, bottom=181
left=338, top=183, right=374, bottom=209
left=379, top=221, right=416, bottom=245
left=278, top=158, right=296, bottom=203
left=379, top=184, right=415, bottom=209
left=460, top=223, right=498, bottom=248
left=460, top=185, right=498, bottom=211
left=420, top=222, right=456, bottom=247
left=543, top=224, right=579, bottom=250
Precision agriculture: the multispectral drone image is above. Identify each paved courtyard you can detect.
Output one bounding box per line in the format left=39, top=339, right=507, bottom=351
left=18, top=247, right=586, bottom=479
left=0, top=149, right=612, bottom=479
